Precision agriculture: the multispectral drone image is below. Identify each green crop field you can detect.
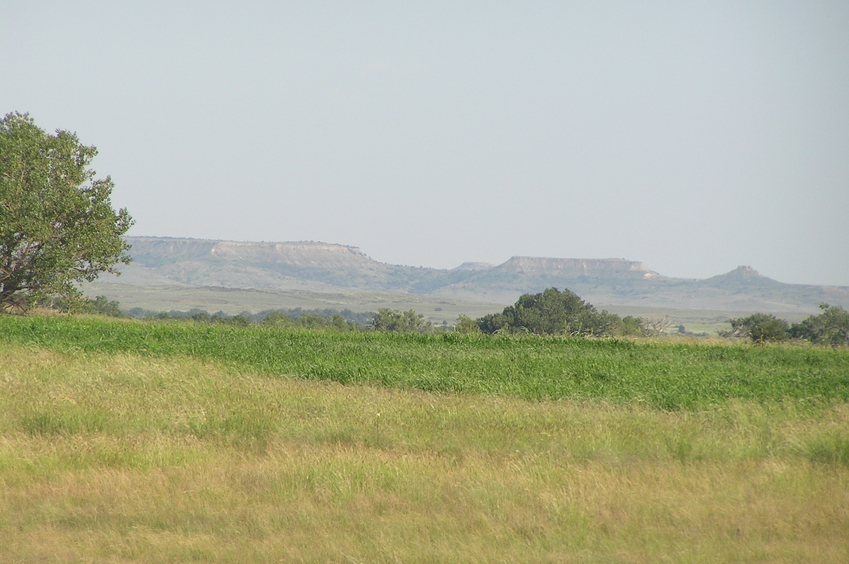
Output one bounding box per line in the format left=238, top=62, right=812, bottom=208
left=1, top=315, right=848, bottom=562
left=2, top=315, right=847, bottom=409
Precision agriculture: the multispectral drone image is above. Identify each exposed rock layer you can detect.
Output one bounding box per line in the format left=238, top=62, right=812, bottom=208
left=116, top=237, right=849, bottom=313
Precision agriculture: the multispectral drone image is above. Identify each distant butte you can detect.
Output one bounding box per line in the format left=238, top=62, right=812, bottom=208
left=114, top=236, right=849, bottom=313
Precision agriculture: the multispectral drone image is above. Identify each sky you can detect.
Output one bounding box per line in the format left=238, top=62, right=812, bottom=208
left=3, top=1, right=848, bottom=285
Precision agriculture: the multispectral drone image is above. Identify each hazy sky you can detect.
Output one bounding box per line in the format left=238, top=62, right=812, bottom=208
left=4, top=1, right=848, bottom=285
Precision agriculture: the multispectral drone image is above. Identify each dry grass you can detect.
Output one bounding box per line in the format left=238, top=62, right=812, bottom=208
left=1, top=344, right=848, bottom=563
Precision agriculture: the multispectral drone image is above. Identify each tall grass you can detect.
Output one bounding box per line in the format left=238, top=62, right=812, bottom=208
left=1, top=314, right=847, bottom=409
left=1, top=342, right=847, bottom=563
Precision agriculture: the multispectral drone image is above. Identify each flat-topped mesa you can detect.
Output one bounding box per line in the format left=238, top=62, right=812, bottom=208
left=125, top=236, right=375, bottom=269
left=496, top=257, right=661, bottom=279
left=109, top=236, right=849, bottom=311
left=208, top=240, right=371, bottom=268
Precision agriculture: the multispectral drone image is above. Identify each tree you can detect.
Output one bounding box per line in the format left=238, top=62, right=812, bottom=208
left=371, top=309, right=432, bottom=333
left=790, top=304, right=849, bottom=346
left=0, top=112, right=133, bottom=313
left=618, top=315, right=646, bottom=337
left=85, top=295, right=125, bottom=317
left=726, top=313, right=789, bottom=343
left=453, top=314, right=481, bottom=334
left=477, top=287, right=623, bottom=336
left=476, top=311, right=510, bottom=334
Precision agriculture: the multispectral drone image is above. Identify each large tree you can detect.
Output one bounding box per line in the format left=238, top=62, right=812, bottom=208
left=726, top=313, right=789, bottom=343
left=0, top=112, right=133, bottom=313
left=477, top=287, right=624, bottom=336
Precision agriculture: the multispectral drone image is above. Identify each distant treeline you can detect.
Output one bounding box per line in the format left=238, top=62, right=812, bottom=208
left=45, top=290, right=849, bottom=346
left=43, top=296, right=375, bottom=328
left=126, top=306, right=376, bottom=329
left=721, top=305, right=849, bottom=346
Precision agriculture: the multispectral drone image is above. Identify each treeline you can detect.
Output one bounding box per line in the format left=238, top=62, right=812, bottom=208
left=40, top=289, right=668, bottom=339
left=68, top=289, right=640, bottom=337
left=722, top=304, right=849, bottom=346
left=39, top=295, right=127, bottom=318
left=46, top=291, right=849, bottom=346
left=48, top=297, right=376, bottom=329
left=129, top=306, right=435, bottom=332
left=45, top=294, right=438, bottom=332
left=131, top=306, right=376, bottom=330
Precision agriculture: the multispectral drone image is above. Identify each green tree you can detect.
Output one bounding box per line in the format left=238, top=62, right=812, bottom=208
left=476, top=311, right=510, bottom=334
left=790, top=304, right=849, bottom=346
left=572, top=308, right=623, bottom=336
left=727, top=313, right=789, bottom=343
left=260, top=311, right=293, bottom=326
left=454, top=314, right=481, bottom=334
left=371, top=308, right=432, bottom=333
left=85, top=295, right=125, bottom=317
left=478, top=287, right=606, bottom=336
left=0, top=112, right=133, bottom=313
left=328, top=314, right=351, bottom=331
left=191, top=311, right=212, bottom=323
left=618, top=315, right=646, bottom=337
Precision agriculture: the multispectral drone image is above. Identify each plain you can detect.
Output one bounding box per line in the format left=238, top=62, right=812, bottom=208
left=1, top=315, right=848, bottom=563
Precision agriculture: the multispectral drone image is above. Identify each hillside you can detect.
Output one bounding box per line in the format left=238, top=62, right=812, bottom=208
left=109, top=236, right=849, bottom=314
left=119, top=237, right=469, bottom=294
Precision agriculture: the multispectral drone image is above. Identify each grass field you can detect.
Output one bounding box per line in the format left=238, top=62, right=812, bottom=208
left=1, top=315, right=848, bottom=562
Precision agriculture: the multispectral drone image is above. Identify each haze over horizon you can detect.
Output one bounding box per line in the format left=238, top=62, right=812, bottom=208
left=121, top=234, right=838, bottom=286
left=4, top=2, right=848, bottom=286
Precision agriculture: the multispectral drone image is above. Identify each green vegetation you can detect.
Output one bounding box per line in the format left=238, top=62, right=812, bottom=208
left=87, top=288, right=633, bottom=336
left=84, top=280, right=826, bottom=335
left=259, top=309, right=363, bottom=331
left=791, top=304, right=849, bottom=346
left=127, top=305, right=375, bottom=329
left=477, top=287, right=645, bottom=337
left=726, top=305, right=849, bottom=346
left=370, top=308, right=433, bottom=333
left=0, top=112, right=133, bottom=313
left=39, top=294, right=127, bottom=318
left=1, top=328, right=848, bottom=562
left=1, top=315, right=847, bottom=410
left=726, top=312, right=790, bottom=343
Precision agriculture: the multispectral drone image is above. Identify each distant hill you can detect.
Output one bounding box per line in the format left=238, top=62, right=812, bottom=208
left=113, top=236, right=849, bottom=314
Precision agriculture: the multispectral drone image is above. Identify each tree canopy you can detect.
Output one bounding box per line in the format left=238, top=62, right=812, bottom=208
left=371, top=308, right=433, bottom=333
left=0, top=112, right=133, bottom=313
left=726, top=313, right=789, bottom=343
left=722, top=305, right=849, bottom=346
left=790, top=304, right=849, bottom=346
left=476, top=287, right=643, bottom=337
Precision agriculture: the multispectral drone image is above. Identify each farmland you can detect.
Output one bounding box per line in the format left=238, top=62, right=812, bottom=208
left=1, top=315, right=848, bottom=562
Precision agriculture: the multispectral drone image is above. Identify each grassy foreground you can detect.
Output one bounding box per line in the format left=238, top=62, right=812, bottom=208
left=1, top=316, right=848, bottom=562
